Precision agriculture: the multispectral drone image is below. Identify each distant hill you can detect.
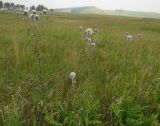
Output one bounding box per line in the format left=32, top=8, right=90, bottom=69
left=55, top=6, right=160, bottom=19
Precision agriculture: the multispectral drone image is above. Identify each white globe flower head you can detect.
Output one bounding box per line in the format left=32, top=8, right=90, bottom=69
left=84, top=28, right=93, bottom=37
left=79, top=26, right=83, bottom=32
left=93, top=28, right=99, bottom=34
left=137, top=33, right=142, bottom=40
left=32, top=10, right=37, bottom=14
left=91, top=42, right=96, bottom=47
left=85, top=37, right=92, bottom=43
left=23, top=10, right=29, bottom=16
left=34, top=15, right=40, bottom=21
left=125, top=32, right=129, bottom=36
left=69, top=72, right=76, bottom=80
left=43, top=9, right=47, bottom=15
left=29, top=14, right=35, bottom=21
left=125, top=32, right=133, bottom=42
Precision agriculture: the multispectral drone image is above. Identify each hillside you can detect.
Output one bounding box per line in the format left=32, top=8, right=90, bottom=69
left=55, top=6, right=160, bottom=19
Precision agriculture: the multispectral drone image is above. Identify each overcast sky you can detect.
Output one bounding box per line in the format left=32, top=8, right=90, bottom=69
left=2, top=0, right=160, bottom=13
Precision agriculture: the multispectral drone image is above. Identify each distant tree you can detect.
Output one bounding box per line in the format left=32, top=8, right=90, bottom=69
left=4, top=2, right=10, bottom=10
left=36, top=5, right=46, bottom=11
left=15, top=4, right=20, bottom=10
left=50, top=9, right=54, bottom=12
left=30, top=5, right=36, bottom=11
left=19, top=5, right=25, bottom=10
left=10, top=2, right=15, bottom=10
left=0, top=1, right=3, bottom=9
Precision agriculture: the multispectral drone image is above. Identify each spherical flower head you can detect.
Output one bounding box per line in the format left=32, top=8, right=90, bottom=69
left=125, top=32, right=129, bottom=36
left=23, top=10, right=29, bottom=16
left=34, top=15, right=40, bottom=21
left=84, top=28, right=93, bottom=36
left=91, top=42, right=96, bottom=47
left=29, top=14, right=35, bottom=20
left=32, top=10, right=37, bottom=14
left=79, top=26, right=83, bottom=32
left=43, top=9, right=47, bottom=15
left=85, top=37, right=92, bottom=43
left=94, top=28, right=99, bottom=34
left=69, top=72, right=76, bottom=81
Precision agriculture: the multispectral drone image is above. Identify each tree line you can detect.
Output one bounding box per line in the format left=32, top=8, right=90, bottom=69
left=0, top=1, right=48, bottom=11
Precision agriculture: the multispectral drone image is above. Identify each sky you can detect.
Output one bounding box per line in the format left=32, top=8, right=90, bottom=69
left=2, top=0, right=160, bottom=13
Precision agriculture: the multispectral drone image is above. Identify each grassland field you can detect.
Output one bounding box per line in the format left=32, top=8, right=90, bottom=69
left=0, top=11, right=160, bottom=126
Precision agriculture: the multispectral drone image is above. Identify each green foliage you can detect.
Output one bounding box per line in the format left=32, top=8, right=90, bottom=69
left=111, top=97, right=160, bottom=126
left=1, top=96, right=22, bottom=126
left=44, top=95, right=101, bottom=125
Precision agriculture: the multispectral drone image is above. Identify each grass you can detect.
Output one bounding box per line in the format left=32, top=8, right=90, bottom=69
left=0, top=11, right=160, bottom=126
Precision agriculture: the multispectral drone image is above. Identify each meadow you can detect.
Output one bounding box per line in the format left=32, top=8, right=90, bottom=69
left=0, top=11, right=160, bottom=126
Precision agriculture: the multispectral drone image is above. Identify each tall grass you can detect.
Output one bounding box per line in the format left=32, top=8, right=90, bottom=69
left=0, top=11, right=160, bottom=125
